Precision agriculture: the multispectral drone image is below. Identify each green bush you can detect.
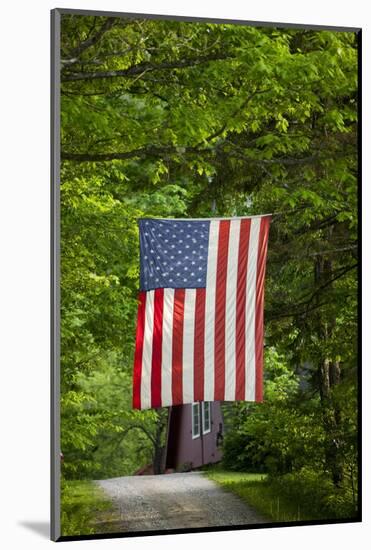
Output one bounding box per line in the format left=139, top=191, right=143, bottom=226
left=269, top=468, right=358, bottom=520
left=222, top=431, right=270, bottom=473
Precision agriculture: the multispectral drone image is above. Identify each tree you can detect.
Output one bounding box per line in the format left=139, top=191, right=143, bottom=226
left=59, top=14, right=358, bottom=488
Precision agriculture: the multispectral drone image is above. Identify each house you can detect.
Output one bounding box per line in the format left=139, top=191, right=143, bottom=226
left=165, top=401, right=223, bottom=471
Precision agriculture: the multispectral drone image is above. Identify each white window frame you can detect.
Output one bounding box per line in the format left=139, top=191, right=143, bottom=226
left=202, top=402, right=211, bottom=434
left=192, top=402, right=200, bottom=439
left=192, top=402, right=211, bottom=438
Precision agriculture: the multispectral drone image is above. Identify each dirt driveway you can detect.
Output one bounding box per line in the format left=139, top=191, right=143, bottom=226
left=95, top=471, right=265, bottom=532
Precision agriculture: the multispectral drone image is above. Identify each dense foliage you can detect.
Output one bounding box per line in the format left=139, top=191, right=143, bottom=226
left=59, top=14, right=358, bottom=515
left=61, top=479, right=119, bottom=535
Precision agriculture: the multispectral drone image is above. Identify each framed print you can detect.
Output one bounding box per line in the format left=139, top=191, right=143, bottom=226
left=51, top=7, right=361, bottom=542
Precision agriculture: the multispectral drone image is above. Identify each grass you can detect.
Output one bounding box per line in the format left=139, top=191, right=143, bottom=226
left=61, top=479, right=121, bottom=536
left=204, top=467, right=357, bottom=523
left=204, top=469, right=287, bottom=522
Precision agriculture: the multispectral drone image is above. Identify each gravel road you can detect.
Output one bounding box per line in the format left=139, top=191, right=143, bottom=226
left=95, top=472, right=265, bottom=532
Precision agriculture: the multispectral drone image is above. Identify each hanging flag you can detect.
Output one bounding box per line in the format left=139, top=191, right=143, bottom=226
left=132, top=215, right=271, bottom=409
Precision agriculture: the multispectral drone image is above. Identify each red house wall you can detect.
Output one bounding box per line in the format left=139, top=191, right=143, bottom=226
left=166, top=402, right=223, bottom=470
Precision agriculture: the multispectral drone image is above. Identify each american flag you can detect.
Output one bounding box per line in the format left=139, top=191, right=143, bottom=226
left=132, top=215, right=270, bottom=409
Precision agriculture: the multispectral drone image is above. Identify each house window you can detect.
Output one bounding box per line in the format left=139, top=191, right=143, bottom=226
left=192, top=402, right=211, bottom=438
left=192, top=403, right=200, bottom=438
left=202, top=402, right=211, bottom=434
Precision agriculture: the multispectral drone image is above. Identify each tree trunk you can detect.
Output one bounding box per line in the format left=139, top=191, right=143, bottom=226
left=319, top=358, right=343, bottom=486
left=152, top=408, right=170, bottom=474
left=314, top=255, right=343, bottom=487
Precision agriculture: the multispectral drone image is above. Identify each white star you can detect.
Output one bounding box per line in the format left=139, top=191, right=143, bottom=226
left=156, top=256, right=160, bottom=259
left=144, top=232, right=149, bottom=236
left=169, top=278, right=173, bottom=282
left=171, top=244, right=175, bottom=248
left=150, top=249, right=154, bottom=253
left=163, top=261, right=167, bottom=265
left=184, top=278, right=187, bottom=282
left=179, top=240, right=183, bottom=243
left=171, top=255, right=174, bottom=259
left=149, top=273, right=153, bottom=277
left=185, top=245, right=190, bottom=249
left=191, top=261, right=195, bottom=265
left=187, top=234, right=191, bottom=238
left=198, top=278, right=201, bottom=282
left=177, top=273, right=180, bottom=276
left=184, top=267, right=188, bottom=271
left=185, top=256, right=189, bottom=259
left=200, top=245, right=204, bottom=249
left=191, top=272, right=195, bottom=276
left=165, top=239, right=168, bottom=243
left=155, top=278, right=159, bottom=282
left=144, top=255, right=148, bottom=259
left=199, top=266, right=202, bottom=270
left=178, top=251, right=182, bottom=254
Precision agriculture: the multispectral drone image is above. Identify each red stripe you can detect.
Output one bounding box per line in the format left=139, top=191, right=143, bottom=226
left=194, top=288, right=206, bottom=401
left=151, top=288, right=164, bottom=408
left=214, top=220, right=230, bottom=401
left=172, top=288, right=185, bottom=406
left=132, top=292, right=146, bottom=409
left=235, top=219, right=251, bottom=400
left=255, top=216, right=271, bottom=402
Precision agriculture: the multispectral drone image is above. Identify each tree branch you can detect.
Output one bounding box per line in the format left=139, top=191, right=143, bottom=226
left=304, top=263, right=358, bottom=308
left=61, top=52, right=232, bottom=82
left=266, top=263, right=357, bottom=322
left=61, top=143, right=351, bottom=165
left=195, top=89, right=271, bottom=147
left=228, top=150, right=351, bottom=166
left=62, top=17, right=117, bottom=65
left=61, top=145, right=205, bottom=162
left=119, top=425, right=157, bottom=446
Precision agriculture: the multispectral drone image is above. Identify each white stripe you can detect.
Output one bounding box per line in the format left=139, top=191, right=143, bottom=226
left=161, top=289, right=174, bottom=407
left=141, top=290, right=154, bottom=409
left=224, top=219, right=241, bottom=400
left=245, top=217, right=261, bottom=400
left=182, top=289, right=196, bottom=404
left=204, top=220, right=219, bottom=401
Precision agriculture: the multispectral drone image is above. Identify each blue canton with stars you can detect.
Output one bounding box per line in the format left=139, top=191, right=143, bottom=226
left=139, top=219, right=210, bottom=291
